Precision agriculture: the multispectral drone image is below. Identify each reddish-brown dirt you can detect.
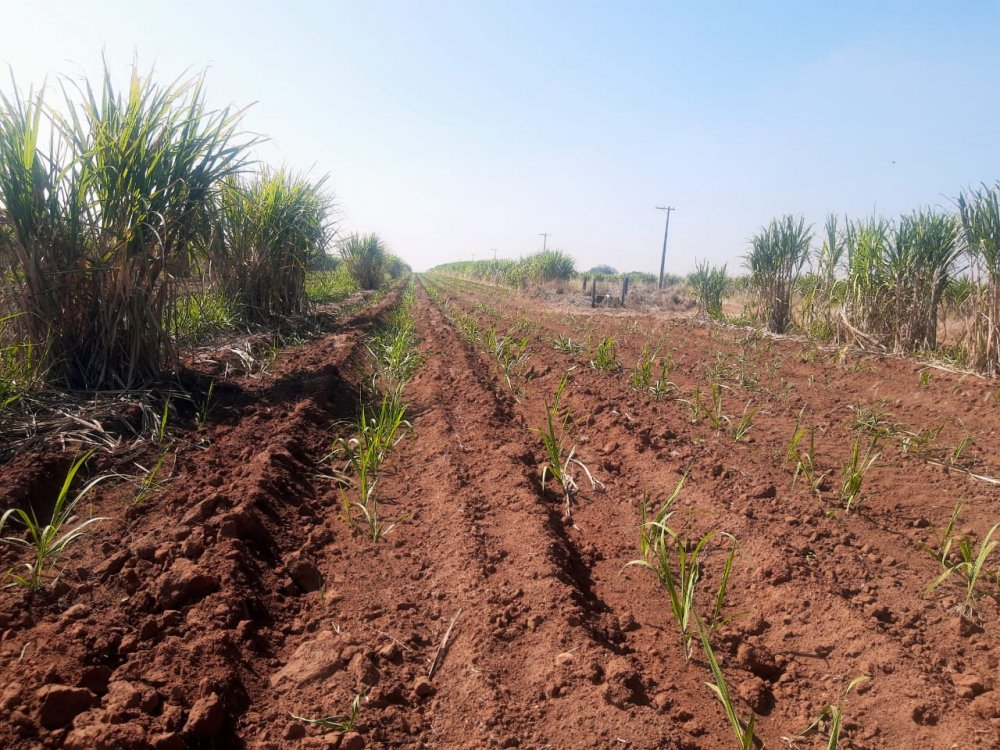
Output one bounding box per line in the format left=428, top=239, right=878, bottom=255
left=1, top=277, right=998, bottom=749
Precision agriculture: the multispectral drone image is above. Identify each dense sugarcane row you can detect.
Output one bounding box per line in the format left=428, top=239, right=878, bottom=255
left=694, top=191, right=1000, bottom=374
left=432, top=249, right=577, bottom=287
left=0, top=62, right=407, bottom=402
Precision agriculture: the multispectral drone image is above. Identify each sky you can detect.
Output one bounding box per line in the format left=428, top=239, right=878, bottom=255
left=3, top=1, right=999, bottom=273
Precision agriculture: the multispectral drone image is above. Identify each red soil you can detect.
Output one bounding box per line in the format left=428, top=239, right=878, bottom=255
left=0, top=278, right=998, bottom=749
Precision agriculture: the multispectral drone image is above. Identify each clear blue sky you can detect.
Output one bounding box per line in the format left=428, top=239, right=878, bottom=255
left=4, top=1, right=999, bottom=273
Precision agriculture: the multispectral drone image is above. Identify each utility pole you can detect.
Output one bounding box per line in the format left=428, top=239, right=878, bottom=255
left=539, top=233, right=549, bottom=252
left=655, top=206, right=675, bottom=289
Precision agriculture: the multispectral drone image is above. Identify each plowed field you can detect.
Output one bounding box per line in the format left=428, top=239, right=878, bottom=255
left=1, top=277, right=998, bottom=749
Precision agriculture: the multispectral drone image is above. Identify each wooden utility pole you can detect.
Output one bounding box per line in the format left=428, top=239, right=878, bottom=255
left=539, top=233, right=549, bottom=252
left=656, top=205, right=675, bottom=289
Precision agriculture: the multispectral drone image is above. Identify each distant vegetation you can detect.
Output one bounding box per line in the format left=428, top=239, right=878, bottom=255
left=431, top=252, right=686, bottom=291
left=432, top=249, right=576, bottom=286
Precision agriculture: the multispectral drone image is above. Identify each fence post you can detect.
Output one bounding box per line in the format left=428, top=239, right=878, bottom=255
left=582, top=275, right=588, bottom=292
left=591, top=282, right=597, bottom=308
left=621, top=276, right=629, bottom=307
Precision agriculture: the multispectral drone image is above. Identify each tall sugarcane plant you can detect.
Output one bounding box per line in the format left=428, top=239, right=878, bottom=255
left=958, top=183, right=1000, bottom=375
left=746, top=215, right=812, bottom=333
left=213, top=170, right=333, bottom=323
left=339, top=233, right=388, bottom=290
left=688, top=260, right=729, bottom=320
left=800, top=213, right=846, bottom=339
left=843, top=216, right=891, bottom=340
left=0, top=62, right=253, bottom=388
left=890, top=210, right=961, bottom=351
left=843, top=211, right=960, bottom=353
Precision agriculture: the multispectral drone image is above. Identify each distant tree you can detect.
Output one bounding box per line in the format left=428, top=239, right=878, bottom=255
left=587, top=265, right=618, bottom=275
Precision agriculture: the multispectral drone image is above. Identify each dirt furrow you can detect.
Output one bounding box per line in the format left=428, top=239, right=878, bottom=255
left=369, top=283, right=656, bottom=748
